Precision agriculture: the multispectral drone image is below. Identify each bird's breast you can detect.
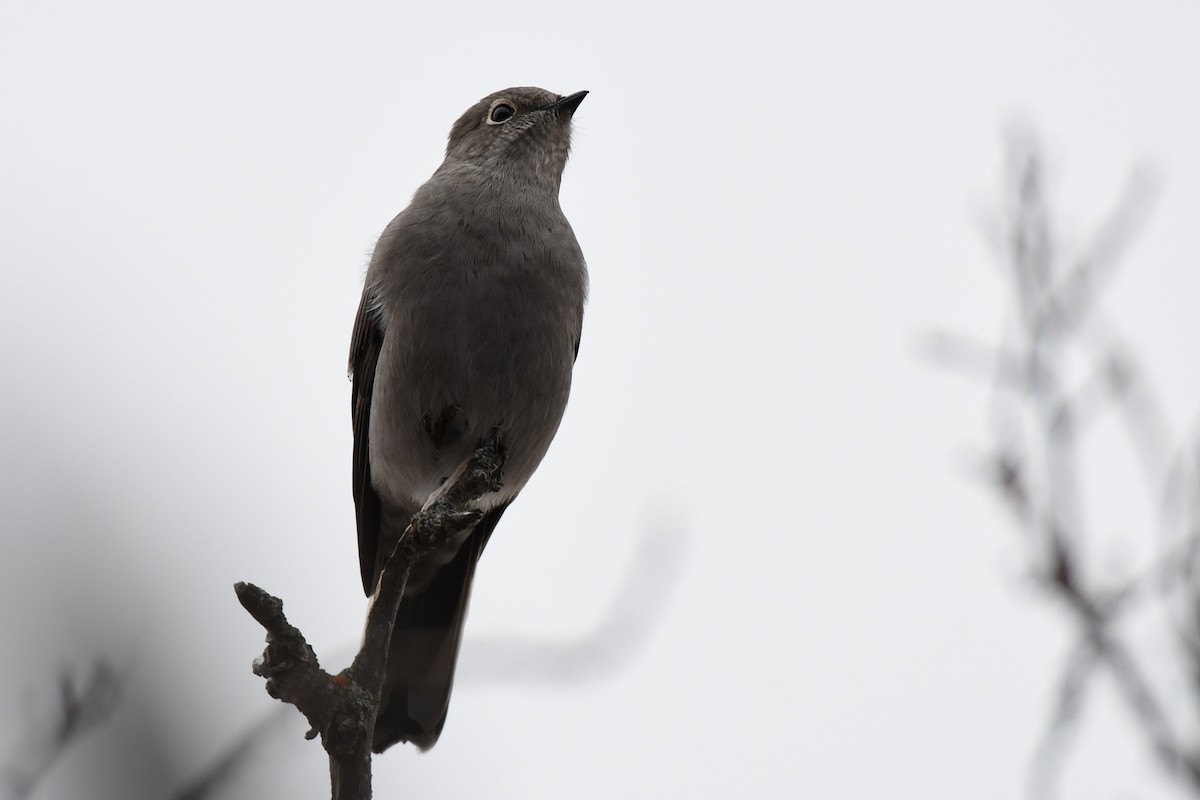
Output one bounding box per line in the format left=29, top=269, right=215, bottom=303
left=366, top=202, right=583, bottom=511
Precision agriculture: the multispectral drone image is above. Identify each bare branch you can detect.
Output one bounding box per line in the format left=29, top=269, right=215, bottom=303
left=236, top=433, right=505, bottom=800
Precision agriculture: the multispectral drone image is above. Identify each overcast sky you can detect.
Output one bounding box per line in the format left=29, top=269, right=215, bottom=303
left=3, top=2, right=1200, bottom=798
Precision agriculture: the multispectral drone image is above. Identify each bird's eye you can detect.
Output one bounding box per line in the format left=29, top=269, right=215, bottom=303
left=488, top=102, right=515, bottom=125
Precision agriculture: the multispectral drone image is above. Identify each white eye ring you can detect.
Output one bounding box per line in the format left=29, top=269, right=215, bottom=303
left=487, top=100, right=516, bottom=125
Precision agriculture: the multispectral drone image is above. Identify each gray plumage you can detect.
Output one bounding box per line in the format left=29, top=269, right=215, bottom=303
left=349, top=87, right=588, bottom=752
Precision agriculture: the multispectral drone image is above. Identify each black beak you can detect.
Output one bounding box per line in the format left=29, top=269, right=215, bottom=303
left=545, top=90, right=588, bottom=115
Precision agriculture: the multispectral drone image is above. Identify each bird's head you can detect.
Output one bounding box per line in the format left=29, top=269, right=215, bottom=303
left=443, top=87, right=587, bottom=190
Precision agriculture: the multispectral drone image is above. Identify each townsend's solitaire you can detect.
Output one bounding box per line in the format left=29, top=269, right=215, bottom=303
left=349, top=87, right=588, bottom=752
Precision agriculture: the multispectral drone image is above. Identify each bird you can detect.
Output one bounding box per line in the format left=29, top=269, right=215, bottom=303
left=348, top=87, right=588, bottom=753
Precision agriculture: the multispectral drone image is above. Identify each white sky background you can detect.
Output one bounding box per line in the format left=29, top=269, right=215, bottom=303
left=3, top=1, right=1200, bottom=798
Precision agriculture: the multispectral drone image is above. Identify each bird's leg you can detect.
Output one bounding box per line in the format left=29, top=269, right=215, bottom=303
left=483, top=425, right=508, bottom=469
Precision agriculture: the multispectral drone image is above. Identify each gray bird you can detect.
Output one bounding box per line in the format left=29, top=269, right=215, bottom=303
left=349, top=87, right=588, bottom=752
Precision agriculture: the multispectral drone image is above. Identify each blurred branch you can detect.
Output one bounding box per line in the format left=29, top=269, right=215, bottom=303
left=172, top=711, right=284, bottom=800
left=938, top=133, right=1200, bottom=796
left=236, top=434, right=505, bottom=800
left=1029, top=640, right=1095, bottom=800
left=461, top=521, right=685, bottom=685
left=0, top=659, right=124, bottom=800
left=1046, top=166, right=1159, bottom=336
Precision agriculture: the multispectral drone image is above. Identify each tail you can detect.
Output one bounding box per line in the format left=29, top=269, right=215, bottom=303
left=372, top=505, right=508, bottom=753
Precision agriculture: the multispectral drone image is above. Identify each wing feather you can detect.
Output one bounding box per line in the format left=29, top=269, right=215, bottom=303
left=350, top=290, right=385, bottom=595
